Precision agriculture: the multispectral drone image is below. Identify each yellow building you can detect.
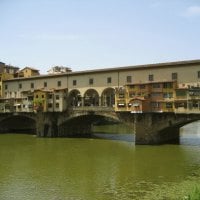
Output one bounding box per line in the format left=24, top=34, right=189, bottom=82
left=115, top=81, right=177, bottom=113
left=175, top=86, right=200, bottom=113
left=16, top=67, right=40, bottom=78
left=33, top=90, right=48, bottom=112
left=0, top=62, right=19, bottom=98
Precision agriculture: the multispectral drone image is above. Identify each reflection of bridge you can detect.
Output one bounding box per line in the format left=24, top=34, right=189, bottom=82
left=0, top=107, right=200, bottom=144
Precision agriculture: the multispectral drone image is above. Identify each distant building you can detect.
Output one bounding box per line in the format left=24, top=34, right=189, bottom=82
left=47, top=66, right=72, bottom=74
left=0, top=62, right=19, bottom=98
left=15, top=67, right=40, bottom=78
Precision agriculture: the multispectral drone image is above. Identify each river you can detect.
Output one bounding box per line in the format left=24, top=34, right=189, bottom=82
left=0, top=122, right=200, bottom=200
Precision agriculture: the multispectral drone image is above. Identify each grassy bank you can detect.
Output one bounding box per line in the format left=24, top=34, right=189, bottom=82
left=185, top=186, right=200, bottom=200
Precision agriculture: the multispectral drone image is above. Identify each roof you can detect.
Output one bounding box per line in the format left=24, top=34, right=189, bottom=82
left=20, top=67, right=40, bottom=72
left=4, top=59, right=200, bottom=82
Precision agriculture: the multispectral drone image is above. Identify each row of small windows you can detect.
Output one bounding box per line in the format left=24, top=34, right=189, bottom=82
left=4, top=71, right=200, bottom=90
left=35, top=94, right=60, bottom=99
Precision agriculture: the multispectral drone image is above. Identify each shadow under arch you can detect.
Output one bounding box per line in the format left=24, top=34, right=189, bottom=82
left=58, top=113, right=120, bottom=137
left=158, top=118, right=200, bottom=144
left=101, top=87, right=115, bottom=107
left=0, top=115, right=36, bottom=134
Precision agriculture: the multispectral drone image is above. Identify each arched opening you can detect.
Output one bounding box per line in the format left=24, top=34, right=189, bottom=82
left=0, top=116, right=36, bottom=134
left=84, top=89, right=99, bottom=106
left=68, top=89, right=82, bottom=107
left=101, top=88, right=115, bottom=107
left=180, top=120, right=200, bottom=145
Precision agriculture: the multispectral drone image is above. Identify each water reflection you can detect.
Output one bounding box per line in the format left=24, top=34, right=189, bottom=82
left=0, top=121, right=200, bottom=199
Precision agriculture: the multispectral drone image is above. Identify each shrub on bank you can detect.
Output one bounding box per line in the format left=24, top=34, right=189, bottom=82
left=185, top=186, right=200, bottom=200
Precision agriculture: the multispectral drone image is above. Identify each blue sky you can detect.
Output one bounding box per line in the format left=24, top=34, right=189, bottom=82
left=0, top=0, right=200, bottom=73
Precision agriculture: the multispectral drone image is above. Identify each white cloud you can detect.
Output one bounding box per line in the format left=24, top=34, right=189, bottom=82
left=183, top=6, right=200, bottom=17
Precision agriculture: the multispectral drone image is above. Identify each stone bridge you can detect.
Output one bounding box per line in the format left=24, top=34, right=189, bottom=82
left=0, top=107, right=200, bottom=144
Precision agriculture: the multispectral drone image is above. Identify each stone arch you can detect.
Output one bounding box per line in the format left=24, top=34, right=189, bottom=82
left=101, top=87, right=115, bottom=107
left=0, top=115, right=36, bottom=134
left=58, top=113, right=120, bottom=137
left=84, top=89, right=99, bottom=106
left=68, top=89, right=82, bottom=107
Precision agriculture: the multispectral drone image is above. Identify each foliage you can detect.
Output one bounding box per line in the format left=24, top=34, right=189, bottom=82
left=185, top=186, right=200, bottom=200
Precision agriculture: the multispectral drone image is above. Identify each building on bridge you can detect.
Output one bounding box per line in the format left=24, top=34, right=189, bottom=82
left=115, top=81, right=177, bottom=113
left=0, top=59, right=200, bottom=113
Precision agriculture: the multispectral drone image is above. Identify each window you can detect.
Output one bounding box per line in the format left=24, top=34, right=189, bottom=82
left=126, top=76, right=132, bottom=83
left=149, top=74, right=154, bottom=81
left=56, top=95, right=59, bottom=100
left=41, top=95, right=44, bottom=98
left=151, top=102, right=160, bottom=108
left=56, top=103, right=59, bottom=108
left=73, top=80, right=77, bottom=86
left=107, top=77, right=112, bottom=84
left=198, top=71, right=200, bottom=79
left=44, top=82, right=47, bottom=87
left=166, top=102, right=173, bottom=108
left=48, top=94, right=53, bottom=99
left=152, top=83, right=160, bottom=88
left=140, top=85, right=146, bottom=89
left=89, top=78, right=93, bottom=85
left=19, top=83, right=22, bottom=89
left=163, top=82, right=173, bottom=88
left=31, top=83, right=34, bottom=89
left=163, top=93, right=173, bottom=98
left=172, top=72, right=178, bottom=80
left=48, top=103, right=53, bottom=108
left=36, top=95, right=38, bottom=98
left=57, top=81, right=61, bottom=87
left=5, top=85, right=8, bottom=90
left=151, top=92, right=162, bottom=97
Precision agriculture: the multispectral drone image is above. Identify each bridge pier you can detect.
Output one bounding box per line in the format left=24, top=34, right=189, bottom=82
left=36, top=112, right=59, bottom=137
left=135, top=113, right=180, bottom=144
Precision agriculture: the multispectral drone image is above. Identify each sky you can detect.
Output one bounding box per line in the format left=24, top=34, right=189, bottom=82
left=0, top=0, right=200, bottom=74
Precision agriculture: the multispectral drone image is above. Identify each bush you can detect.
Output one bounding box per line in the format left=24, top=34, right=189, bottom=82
left=186, top=187, right=200, bottom=200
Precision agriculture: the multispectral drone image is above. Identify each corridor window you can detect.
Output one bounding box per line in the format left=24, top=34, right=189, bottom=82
left=73, top=80, right=77, bottom=86
left=5, top=85, right=8, bottom=90
left=56, top=95, right=59, bottom=100
left=107, top=77, right=112, bottom=84
left=172, top=72, right=178, bottom=80
left=31, top=83, right=34, bottom=89
left=89, top=78, right=93, bottom=85
left=57, top=81, right=61, bottom=87
left=126, top=76, right=132, bottom=83
left=19, top=83, right=22, bottom=89
left=198, top=71, right=200, bottom=79
left=149, top=74, right=154, bottom=81
left=44, top=82, right=47, bottom=87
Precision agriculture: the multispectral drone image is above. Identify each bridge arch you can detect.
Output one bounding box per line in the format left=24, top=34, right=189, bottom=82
left=101, top=87, right=115, bottom=107
left=0, top=115, right=36, bottom=134
left=68, top=89, right=82, bottom=106
left=84, top=89, right=99, bottom=106
left=58, top=112, right=120, bottom=137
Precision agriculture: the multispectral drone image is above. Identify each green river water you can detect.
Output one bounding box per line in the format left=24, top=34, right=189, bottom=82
left=0, top=122, right=200, bottom=200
